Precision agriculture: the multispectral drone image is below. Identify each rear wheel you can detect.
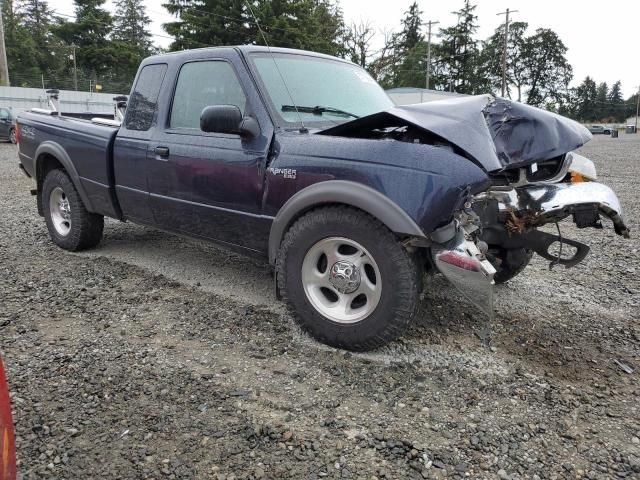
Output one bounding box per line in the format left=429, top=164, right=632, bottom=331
left=277, top=206, right=422, bottom=351
left=42, top=169, right=104, bottom=251
left=9, top=128, right=16, bottom=144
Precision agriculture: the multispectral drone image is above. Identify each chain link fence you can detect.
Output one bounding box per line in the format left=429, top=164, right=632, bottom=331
left=7, top=68, right=132, bottom=95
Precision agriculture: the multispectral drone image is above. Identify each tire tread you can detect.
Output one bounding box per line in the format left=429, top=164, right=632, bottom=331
left=276, top=206, right=421, bottom=351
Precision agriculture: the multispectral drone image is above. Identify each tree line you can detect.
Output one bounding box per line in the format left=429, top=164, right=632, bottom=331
left=2, top=0, right=153, bottom=93
left=2, top=0, right=637, bottom=123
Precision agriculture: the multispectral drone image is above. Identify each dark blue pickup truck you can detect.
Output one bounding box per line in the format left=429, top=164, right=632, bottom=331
left=16, top=46, right=629, bottom=350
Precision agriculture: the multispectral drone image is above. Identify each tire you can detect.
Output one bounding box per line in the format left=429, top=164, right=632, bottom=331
left=492, top=248, right=533, bottom=284
left=9, top=128, right=16, bottom=144
left=276, top=206, right=422, bottom=351
left=42, top=169, right=104, bottom=251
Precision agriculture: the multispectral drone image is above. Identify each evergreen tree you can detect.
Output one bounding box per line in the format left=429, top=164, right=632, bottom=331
left=595, top=82, right=608, bottom=120
left=396, top=1, right=423, bottom=52
left=163, top=0, right=248, bottom=50
left=163, top=0, right=345, bottom=56
left=113, top=0, right=152, bottom=52
left=19, top=0, right=65, bottom=73
left=252, top=0, right=346, bottom=56
left=574, top=76, right=598, bottom=121
left=112, top=0, right=153, bottom=82
left=436, top=0, right=488, bottom=94
left=1, top=0, right=39, bottom=86
left=392, top=2, right=425, bottom=88
left=55, top=0, right=116, bottom=78
left=607, top=81, right=624, bottom=121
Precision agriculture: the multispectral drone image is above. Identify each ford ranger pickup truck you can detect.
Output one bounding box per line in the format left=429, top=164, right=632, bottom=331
left=16, top=46, right=629, bottom=351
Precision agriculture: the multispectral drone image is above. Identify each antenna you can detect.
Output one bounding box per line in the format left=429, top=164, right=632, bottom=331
left=244, top=1, right=308, bottom=133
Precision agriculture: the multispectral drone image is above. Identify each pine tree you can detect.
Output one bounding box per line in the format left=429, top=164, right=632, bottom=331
left=436, top=0, right=488, bottom=94
left=253, top=0, right=346, bottom=56
left=55, top=0, right=115, bottom=78
left=607, top=81, right=624, bottom=121
left=386, top=2, right=425, bottom=88
left=113, top=0, right=152, bottom=52
left=112, top=0, right=153, bottom=83
left=163, top=0, right=250, bottom=50
left=396, top=2, right=423, bottom=53
left=595, top=82, right=608, bottom=120
left=18, top=0, right=66, bottom=75
left=1, top=0, right=39, bottom=86
left=574, top=76, right=598, bottom=121
left=163, top=0, right=346, bottom=56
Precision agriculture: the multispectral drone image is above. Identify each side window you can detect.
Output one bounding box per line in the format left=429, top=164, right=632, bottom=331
left=170, top=61, right=247, bottom=130
left=124, top=63, right=167, bottom=131
left=0, top=109, right=8, bottom=119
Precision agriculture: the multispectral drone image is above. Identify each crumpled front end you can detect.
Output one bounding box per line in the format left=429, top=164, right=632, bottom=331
left=428, top=150, right=629, bottom=326
left=319, top=94, right=629, bottom=325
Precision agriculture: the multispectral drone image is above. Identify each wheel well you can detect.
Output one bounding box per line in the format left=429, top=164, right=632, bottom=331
left=277, top=202, right=410, bottom=255
left=35, top=153, right=65, bottom=216
left=268, top=180, right=427, bottom=265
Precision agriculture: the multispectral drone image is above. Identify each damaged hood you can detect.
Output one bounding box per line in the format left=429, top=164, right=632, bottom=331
left=321, top=94, right=592, bottom=172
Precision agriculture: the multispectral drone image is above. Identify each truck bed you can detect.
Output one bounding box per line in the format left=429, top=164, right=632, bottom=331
left=17, top=111, right=121, bottom=218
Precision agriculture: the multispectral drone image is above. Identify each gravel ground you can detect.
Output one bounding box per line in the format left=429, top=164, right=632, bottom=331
left=1, top=135, right=639, bottom=479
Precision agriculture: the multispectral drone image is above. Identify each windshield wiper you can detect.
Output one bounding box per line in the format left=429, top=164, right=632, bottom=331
left=281, top=105, right=360, bottom=119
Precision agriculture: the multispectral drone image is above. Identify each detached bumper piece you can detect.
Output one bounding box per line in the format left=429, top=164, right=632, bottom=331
left=431, top=228, right=496, bottom=345
left=518, top=182, right=630, bottom=238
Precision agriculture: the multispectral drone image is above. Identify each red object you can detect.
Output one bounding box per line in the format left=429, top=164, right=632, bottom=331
left=0, top=357, right=16, bottom=480
left=437, top=250, right=481, bottom=272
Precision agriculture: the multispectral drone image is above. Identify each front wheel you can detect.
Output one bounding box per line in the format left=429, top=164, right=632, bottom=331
left=42, top=169, right=104, bottom=251
left=491, top=248, right=533, bottom=284
left=277, top=206, right=422, bottom=351
left=9, top=128, right=16, bottom=144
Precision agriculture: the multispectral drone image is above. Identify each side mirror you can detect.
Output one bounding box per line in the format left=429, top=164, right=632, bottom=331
left=200, top=105, right=260, bottom=138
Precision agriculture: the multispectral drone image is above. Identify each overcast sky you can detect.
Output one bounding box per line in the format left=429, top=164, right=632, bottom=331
left=49, top=0, right=639, bottom=97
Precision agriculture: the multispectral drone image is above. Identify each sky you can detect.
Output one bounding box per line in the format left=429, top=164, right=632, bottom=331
left=48, top=0, right=639, bottom=98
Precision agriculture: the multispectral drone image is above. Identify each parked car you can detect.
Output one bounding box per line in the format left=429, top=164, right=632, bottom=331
left=588, top=124, right=612, bottom=135
left=0, top=107, right=17, bottom=143
left=15, top=47, right=629, bottom=350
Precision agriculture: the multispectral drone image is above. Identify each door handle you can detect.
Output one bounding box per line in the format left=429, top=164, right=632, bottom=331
left=154, top=146, right=170, bottom=158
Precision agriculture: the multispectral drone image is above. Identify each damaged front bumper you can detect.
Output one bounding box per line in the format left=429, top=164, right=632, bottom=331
left=429, top=172, right=629, bottom=330
left=488, top=181, right=629, bottom=238
left=431, top=227, right=496, bottom=318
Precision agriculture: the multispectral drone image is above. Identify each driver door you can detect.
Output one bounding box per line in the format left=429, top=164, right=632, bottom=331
left=147, top=58, right=270, bottom=251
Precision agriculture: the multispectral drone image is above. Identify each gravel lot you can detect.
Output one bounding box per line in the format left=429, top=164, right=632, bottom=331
left=1, top=135, right=639, bottom=479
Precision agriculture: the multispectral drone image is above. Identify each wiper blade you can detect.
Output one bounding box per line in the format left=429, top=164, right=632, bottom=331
left=281, top=105, right=359, bottom=119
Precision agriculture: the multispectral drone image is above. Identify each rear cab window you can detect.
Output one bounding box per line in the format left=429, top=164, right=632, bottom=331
left=124, top=63, right=168, bottom=131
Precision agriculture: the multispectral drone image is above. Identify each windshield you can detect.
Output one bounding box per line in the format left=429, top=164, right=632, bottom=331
left=252, top=53, right=393, bottom=126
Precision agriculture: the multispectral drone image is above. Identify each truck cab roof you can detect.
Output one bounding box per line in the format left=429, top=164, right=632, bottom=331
left=141, top=45, right=354, bottom=67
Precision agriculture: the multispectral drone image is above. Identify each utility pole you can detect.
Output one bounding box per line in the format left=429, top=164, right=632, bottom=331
left=0, top=0, right=10, bottom=86
left=425, top=20, right=439, bottom=90
left=497, top=8, right=518, bottom=97
left=71, top=44, right=78, bottom=91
